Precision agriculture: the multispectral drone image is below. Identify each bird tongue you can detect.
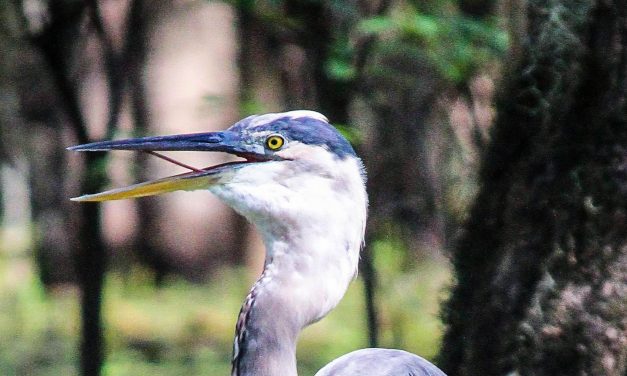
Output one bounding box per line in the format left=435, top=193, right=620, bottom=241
left=144, top=151, right=205, bottom=172
left=145, top=150, right=267, bottom=172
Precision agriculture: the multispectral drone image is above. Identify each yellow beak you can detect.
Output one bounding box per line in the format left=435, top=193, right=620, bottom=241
left=71, top=170, right=223, bottom=202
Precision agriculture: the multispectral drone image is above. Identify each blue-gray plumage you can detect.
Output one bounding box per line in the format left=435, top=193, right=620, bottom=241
left=230, top=114, right=357, bottom=158
left=69, top=110, right=447, bottom=376
left=315, top=349, right=445, bottom=376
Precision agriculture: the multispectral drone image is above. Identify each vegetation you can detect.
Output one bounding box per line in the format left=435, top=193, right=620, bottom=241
left=1, top=0, right=624, bottom=375
left=0, top=235, right=448, bottom=375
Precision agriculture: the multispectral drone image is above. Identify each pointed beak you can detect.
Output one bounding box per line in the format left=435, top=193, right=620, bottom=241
left=68, top=131, right=266, bottom=202
left=67, top=131, right=246, bottom=153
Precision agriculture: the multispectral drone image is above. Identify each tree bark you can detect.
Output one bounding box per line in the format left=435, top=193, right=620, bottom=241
left=439, top=1, right=627, bottom=375
left=123, top=0, right=174, bottom=284
left=75, top=156, right=107, bottom=376
left=27, top=2, right=109, bottom=375
left=281, top=0, right=350, bottom=123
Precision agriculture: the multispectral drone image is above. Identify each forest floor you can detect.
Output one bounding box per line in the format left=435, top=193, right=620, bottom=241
left=0, top=224, right=450, bottom=376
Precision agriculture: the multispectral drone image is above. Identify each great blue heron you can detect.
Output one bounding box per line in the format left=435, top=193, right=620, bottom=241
left=69, top=111, right=447, bottom=376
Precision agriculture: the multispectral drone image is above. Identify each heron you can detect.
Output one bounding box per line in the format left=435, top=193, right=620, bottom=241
left=69, top=110, right=447, bottom=376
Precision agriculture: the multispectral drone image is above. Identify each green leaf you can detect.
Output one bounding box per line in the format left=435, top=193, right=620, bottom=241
left=334, top=124, right=363, bottom=145
left=325, top=59, right=356, bottom=81
left=357, top=16, right=396, bottom=34
left=398, top=14, right=441, bottom=42
left=239, top=99, right=266, bottom=117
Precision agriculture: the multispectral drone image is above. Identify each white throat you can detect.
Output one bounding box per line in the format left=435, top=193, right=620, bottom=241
left=230, top=221, right=365, bottom=376
left=210, top=155, right=367, bottom=376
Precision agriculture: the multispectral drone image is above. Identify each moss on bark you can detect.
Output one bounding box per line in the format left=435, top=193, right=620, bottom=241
left=439, top=1, right=627, bottom=375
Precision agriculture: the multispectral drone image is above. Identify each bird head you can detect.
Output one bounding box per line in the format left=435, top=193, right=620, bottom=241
left=70, top=111, right=367, bottom=238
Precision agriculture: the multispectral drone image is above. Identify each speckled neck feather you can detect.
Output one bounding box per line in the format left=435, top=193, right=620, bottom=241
left=231, top=269, right=271, bottom=376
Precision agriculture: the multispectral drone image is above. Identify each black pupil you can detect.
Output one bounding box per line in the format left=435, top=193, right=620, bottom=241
left=270, top=138, right=278, bottom=146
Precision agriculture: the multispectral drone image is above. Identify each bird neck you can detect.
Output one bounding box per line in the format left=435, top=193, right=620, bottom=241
left=231, top=264, right=299, bottom=376
left=231, top=227, right=363, bottom=376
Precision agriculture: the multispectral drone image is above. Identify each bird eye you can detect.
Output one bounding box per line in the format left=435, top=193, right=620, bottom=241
left=265, top=135, right=285, bottom=150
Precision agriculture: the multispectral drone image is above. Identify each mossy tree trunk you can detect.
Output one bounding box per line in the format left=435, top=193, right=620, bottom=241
left=439, top=1, right=627, bottom=375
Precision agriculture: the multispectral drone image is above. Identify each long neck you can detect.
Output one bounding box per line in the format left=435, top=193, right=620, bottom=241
left=231, top=227, right=361, bottom=376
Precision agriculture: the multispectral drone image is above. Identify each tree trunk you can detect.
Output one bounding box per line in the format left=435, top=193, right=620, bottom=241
left=123, top=0, right=172, bottom=284
left=27, top=2, right=110, bottom=374
left=439, top=1, right=627, bottom=375
left=75, top=155, right=107, bottom=376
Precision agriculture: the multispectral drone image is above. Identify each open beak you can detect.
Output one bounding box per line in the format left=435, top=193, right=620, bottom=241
left=68, top=131, right=266, bottom=202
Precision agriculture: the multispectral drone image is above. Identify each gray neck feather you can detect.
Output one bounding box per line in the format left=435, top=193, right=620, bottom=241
left=231, top=263, right=300, bottom=376
left=230, top=234, right=359, bottom=376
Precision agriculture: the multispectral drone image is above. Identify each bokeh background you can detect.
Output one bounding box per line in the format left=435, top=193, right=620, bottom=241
left=2, top=0, right=507, bottom=375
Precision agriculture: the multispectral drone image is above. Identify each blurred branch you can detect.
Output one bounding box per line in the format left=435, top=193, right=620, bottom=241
left=123, top=0, right=147, bottom=127
left=29, top=2, right=89, bottom=144
left=352, top=0, right=391, bottom=86
left=25, top=3, right=112, bottom=375
left=459, top=0, right=496, bottom=17
left=236, top=0, right=256, bottom=110
left=86, top=0, right=123, bottom=139
left=360, top=235, right=379, bottom=348
left=123, top=0, right=177, bottom=284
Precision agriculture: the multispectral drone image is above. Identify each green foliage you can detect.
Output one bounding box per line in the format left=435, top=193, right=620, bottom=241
left=0, top=254, right=76, bottom=376
left=371, top=236, right=450, bottom=358
left=0, top=244, right=449, bottom=375
left=238, top=98, right=268, bottom=117
left=325, top=35, right=357, bottom=82
left=326, top=1, right=508, bottom=85
left=325, top=58, right=356, bottom=82
left=333, top=123, right=363, bottom=146
left=360, top=13, right=507, bottom=83
left=358, top=16, right=397, bottom=35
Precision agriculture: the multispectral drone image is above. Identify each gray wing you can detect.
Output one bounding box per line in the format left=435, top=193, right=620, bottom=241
left=314, top=348, right=447, bottom=376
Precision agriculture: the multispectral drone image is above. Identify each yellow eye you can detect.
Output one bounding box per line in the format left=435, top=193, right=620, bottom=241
left=265, top=135, right=285, bottom=150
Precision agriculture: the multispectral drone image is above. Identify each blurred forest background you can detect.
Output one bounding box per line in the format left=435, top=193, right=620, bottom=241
left=0, top=0, right=625, bottom=376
